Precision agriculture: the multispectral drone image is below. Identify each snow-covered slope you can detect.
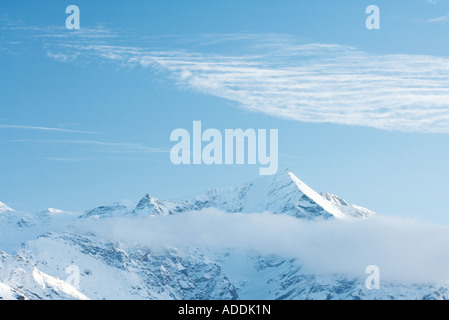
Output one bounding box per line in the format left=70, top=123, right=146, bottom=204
left=0, top=202, right=14, bottom=214
left=215, top=251, right=449, bottom=300
left=18, top=233, right=238, bottom=300
left=81, top=202, right=136, bottom=219
left=0, top=205, right=76, bottom=231
left=0, top=205, right=77, bottom=253
left=0, top=251, right=88, bottom=300
left=16, top=237, right=449, bottom=300
left=80, top=170, right=355, bottom=221
left=321, top=193, right=377, bottom=219
left=0, top=283, right=24, bottom=300
left=7, top=170, right=449, bottom=300
left=193, top=170, right=347, bottom=220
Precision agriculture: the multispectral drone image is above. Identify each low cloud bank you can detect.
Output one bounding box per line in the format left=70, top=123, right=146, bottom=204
left=79, top=209, right=449, bottom=284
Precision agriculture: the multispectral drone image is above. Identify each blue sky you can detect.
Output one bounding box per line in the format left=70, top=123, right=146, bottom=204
left=1, top=0, right=449, bottom=223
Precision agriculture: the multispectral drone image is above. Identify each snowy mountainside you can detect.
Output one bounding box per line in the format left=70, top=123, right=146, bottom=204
left=193, top=170, right=347, bottom=220
left=320, top=193, right=377, bottom=219
left=81, top=170, right=369, bottom=221
left=15, top=236, right=449, bottom=300
left=0, top=202, right=14, bottom=214
left=18, top=233, right=238, bottom=300
left=0, top=251, right=88, bottom=300
left=216, top=252, right=449, bottom=300
left=3, top=169, right=448, bottom=300
left=0, top=207, right=77, bottom=253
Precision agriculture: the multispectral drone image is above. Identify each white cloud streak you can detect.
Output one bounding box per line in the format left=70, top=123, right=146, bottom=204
left=8, top=139, right=169, bottom=155
left=0, top=124, right=99, bottom=134
left=46, top=34, right=449, bottom=133
left=42, top=156, right=162, bottom=162
left=4, top=20, right=449, bottom=134
left=428, top=13, right=449, bottom=22
left=44, top=140, right=169, bottom=154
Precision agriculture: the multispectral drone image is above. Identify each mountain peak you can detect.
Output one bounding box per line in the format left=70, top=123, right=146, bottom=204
left=134, top=194, right=156, bottom=212
left=132, top=194, right=192, bottom=217
left=283, top=171, right=347, bottom=219
left=79, top=170, right=373, bottom=221
left=0, top=201, right=14, bottom=213
left=48, top=208, right=63, bottom=214
left=39, top=208, right=64, bottom=215
left=193, top=169, right=346, bottom=220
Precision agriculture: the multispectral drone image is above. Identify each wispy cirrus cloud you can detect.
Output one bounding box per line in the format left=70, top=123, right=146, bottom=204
left=42, top=156, right=165, bottom=162
left=427, top=13, right=449, bottom=22
left=0, top=20, right=115, bottom=55
left=58, top=140, right=169, bottom=154
left=9, top=139, right=169, bottom=154
left=0, top=124, right=99, bottom=134
left=47, top=35, right=449, bottom=134
left=0, top=20, right=115, bottom=39
left=4, top=20, right=449, bottom=134
left=5, top=139, right=169, bottom=163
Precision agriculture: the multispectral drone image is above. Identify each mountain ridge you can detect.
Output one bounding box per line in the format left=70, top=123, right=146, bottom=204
left=80, top=170, right=373, bottom=220
left=4, top=170, right=426, bottom=301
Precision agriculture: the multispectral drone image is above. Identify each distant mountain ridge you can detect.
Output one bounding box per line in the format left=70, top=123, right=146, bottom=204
left=81, top=170, right=374, bottom=220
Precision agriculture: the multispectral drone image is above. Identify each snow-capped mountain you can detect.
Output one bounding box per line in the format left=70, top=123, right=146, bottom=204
left=0, top=206, right=75, bottom=230
left=81, top=170, right=369, bottom=221
left=193, top=170, right=347, bottom=220
left=1, top=170, right=448, bottom=300
left=0, top=251, right=88, bottom=300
